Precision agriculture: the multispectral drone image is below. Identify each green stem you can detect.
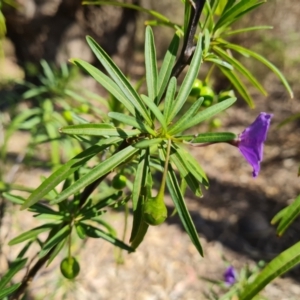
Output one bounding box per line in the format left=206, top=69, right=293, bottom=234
left=157, top=139, right=171, bottom=198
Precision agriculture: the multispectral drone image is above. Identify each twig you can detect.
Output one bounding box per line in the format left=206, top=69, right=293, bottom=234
left=171, top=0, right=206, bottom=78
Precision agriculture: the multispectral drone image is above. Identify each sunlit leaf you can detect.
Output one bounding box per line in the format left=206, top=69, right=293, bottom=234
left=240, top=241, right=300, bottom=300
left=9, top=224, right=55, bottom=245
left=0, top=258, right=27, bottom=291
left=108, top=112, right=156, bottom=136
left=145, top=26, right=158, bottom=102
left=169, top=97, right=236, bottom=135
left=70, top=59, right=135, bottom=115
left=157, top=34, right=180, bottom=102
left=22, top=138, right=121, bottom=209
left=168, top=34, right=203, bottom=122
left=224, top=42, right=293, bottom=98
left=165, top=156, right=203, bottom=256
left=271, top=194, right=300, bottom=236
left=50, top=145, right=139, bottom=204
left=86, top=36, right=152, bottom=124
left=82, top=223, right=134, bottom=252
left=60, top=123, right=140, bottom=138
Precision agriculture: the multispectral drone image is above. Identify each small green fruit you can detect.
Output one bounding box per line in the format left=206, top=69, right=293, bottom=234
left=143, top=195, right=167, bottom=226
left=112, top=174, right=127, bottom=190
left=62, top=110, right=73, bottom=123
left=60, top=257, right=80, bottom=279
left=210, top=118, right=222, bottom=129
left=79, top=104, right=89, bottom=113
left=218, top=90, right=235, bottom=102
left=190, top=79, right=203, bottom=98
left=200, top=85, right=215, bottom=107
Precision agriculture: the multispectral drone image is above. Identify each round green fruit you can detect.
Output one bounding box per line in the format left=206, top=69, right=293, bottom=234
left=190, top=79, right=203, bottom=98
left=79, top=104, right=89, bottom=113
left=62, top=110, right=73, bottom=123
left=143, top=195, right=167, bottom=226
left=200, top=85, right=215, bottom=107
left=210, top=118, right=222, bottom=129
left=112, top=174, right=127, bottom=190
left=218, top=90, right=235, bottom=102
left=60, top=257, right=80, bottom=279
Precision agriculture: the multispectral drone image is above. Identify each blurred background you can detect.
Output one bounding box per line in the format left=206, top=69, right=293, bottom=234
left=1, top=0, right=300, bottom=299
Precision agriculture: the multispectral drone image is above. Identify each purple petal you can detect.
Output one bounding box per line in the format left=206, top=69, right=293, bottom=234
left=238, top=112, right=273, bottom=177
left=224, top=266, right=236, bottom=285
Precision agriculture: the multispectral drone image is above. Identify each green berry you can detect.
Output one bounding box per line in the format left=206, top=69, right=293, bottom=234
left=190, top=79, right=203, bottom=98
left=218, top=90, right=235, bottom=102
left=210, top=118, right=222, bottom=129
left=62, top=110, right=73, bottom=123
left=79, top=104, right=89, bottom=113
left=60, top=257, right=80, bottom=279
left=200, top=85, right=215, bottom=107
left=143, top=195, right=167, bottom=226
left=112, top=174, right=127, bottom=190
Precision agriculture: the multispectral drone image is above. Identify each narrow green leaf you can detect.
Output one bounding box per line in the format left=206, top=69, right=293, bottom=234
left=165, top=157, right=203, bottom=256
left=108, top=112, right=156, bottom=136
left=46, top=238, right=67, bottom=266
left=203, top=28, right=211, bottom=56
left=0, top=258, right=27, bottom=291
left=71, top=59, right=135, bottom=115
left=168, top=34, right=203, bottom=122
left=170, top=148, right=202, bottom=197
left=132, top=149, right=149, bottom=211
left=60, top=123, right=140, bottom=138
left=75, top=223, right=86, bottom=239
left=157, top=34, right=180, bottom=102
left=51, top=145, right=139, bottom=204
left=224, top=25, right=273, bottom=36
left=133, top=138, right=163, bottom=149
left=240, top=241, right=300, bottom=300
left=92, top=218, right=117, bottom=237
left=219, top=66, right=254, bottom=107
left=141, top=95, right=167, bottom=131
left=213, top=45, right=267, bottom=95
left=175, top=145, right=209, bottom=187
left=169, top=97, right=236, bottom=135
left=0, top=283, right=21, bottom=299
left=225, top=42, right=293, bottom=98
left=1, top=107, right=41, bottom=159
left=145, top=26, right=158, bottom=102
left=33, top=213, right=65, bottom=221
left=9, top=224, right=54, bottom=245
left=40, top=60, right=55, bottom=83
left=83, top=1, right=172, bottom=23
left=40, top=225, right=71, bottom=258
left=271, top=194, right=300, bottom=236
left=130, top=212, right=149, bottom=249
left=214, top=1, right=266, bottom=31
left=278, top=113, right=300, bottom=128
left=82, top=223, right=134, bottom=252
left=191, top=132, right=237, bottom=143
left=164, top=77, right=177, bottom=124
left=86, top=36, right=152, bottom=124
left=204, top=54, right=233, bottom=70
left=22, top=138, right=121, bottom=209
left=167, top=97, right=204, bottom=134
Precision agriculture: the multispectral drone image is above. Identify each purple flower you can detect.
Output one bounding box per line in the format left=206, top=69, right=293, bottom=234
left=224, top=266, right=237, bottom=286
left=237, top=112, right=273, bottom=177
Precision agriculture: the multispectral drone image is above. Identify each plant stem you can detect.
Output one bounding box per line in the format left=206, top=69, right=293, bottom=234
left=172, top=0, right=206, bottom=78
left=157, top=139, right=171, bottom=198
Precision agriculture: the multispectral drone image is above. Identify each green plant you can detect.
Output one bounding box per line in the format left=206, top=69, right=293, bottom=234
left=0, top=1, right=297, bottom=299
